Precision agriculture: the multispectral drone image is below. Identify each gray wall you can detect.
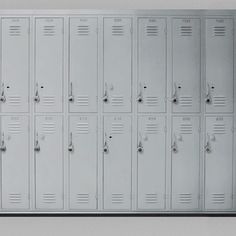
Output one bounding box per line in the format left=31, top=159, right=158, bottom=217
left=0, top=0, right=236, bottom=235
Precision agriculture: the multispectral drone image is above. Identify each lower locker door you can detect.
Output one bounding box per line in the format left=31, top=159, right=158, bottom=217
left=69, top=116, right=97, bottom=210
left=171, top=116, right=200, bottom=210
left=137, top=116, right=166, bottom=210
left=103, top=116, right=131, bottom=210
left=1, top=116, right=29, bottom=209
left=35, top=116, right=63, bottom=209
left=205, top=116, right=233, bottom=210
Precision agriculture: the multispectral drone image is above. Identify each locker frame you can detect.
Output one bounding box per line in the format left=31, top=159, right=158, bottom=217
left=0, top=10, right=233, bottom=215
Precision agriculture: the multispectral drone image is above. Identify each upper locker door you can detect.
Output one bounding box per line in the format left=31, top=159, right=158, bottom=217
left=137, top=18, right=166, bottom=113
left=1, top=18, right=29, bottom=113
left=103, top=18, right=132, bottom=113
left=137, top=116, right=166, bottom=210
left=171, top=116, right=200, bottom=210
left=205, top=18, right=234, bottom=113
left=69, top=116, right=97, bottom=210
left=172, top=18, right=201, bottom=113
left=69, top=18, right=98, bottom=112
left=35, top=18, right=63, bottom=113
left=35, top=116, right=63, bottom=209
left=205, top=116, right=233, bottom=210
left=1, top=116, right=29, bottom=209
left=103, top=116, right=131, bottom=210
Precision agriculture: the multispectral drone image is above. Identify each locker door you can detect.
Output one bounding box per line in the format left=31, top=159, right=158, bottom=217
left=137, top=18, right=166, bottom=113
left=172, top=18, right=201, bottom=113
left=69, top=18, right=98, bottom=112
left=1, top=18, right=29, bottom=113
left=137, top=116, right=166, bottom=210
left=69, top=116, right=97, bottom=210
left=205, top=18, right=234, bottom=113
left=171, top=116, right=200, bottom=210
left=35, top=116, right=63, bottom=209
left=205, top=116, right=233, bottom=210
left=103, top=18, right=132, bottom=113
left=1, top=116, right=29, bottom=209
left=103, top=116, right=131, bottom=210
left=35, top=18, right=63, bottom=113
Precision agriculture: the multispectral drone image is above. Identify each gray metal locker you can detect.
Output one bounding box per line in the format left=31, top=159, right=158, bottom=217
left=103, top=115, right=132, bottom=210
left=205, top=116, right=233, bottom=210
left=205, top=18, right=234, bottom=113
left=35, top=18, right=63, bottom=113
left=137, top=116, right=166, bottom=210
left=69, top=115, right=97, bottom=210
left=1, top=116, right=29, bottom=209
left=103, top=18, right=132, bottom=113
left=35, top=116, right=63, bottom=209
left=137, top=18, right=166, bottom=113
left=1, top=18, right=29, bottom=113
left=171, top=116, right=200, bottom=210
left=69, top=17, right=98, bottom=112
left=172, top=18, right=201, bottom=113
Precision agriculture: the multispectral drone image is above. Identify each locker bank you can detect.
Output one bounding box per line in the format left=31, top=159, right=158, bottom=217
left=0, top=9, right=235, bottom=214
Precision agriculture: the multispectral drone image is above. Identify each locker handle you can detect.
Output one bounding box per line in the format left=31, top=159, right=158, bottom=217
left=68, top=82, right=74, bottom=102
left=171, top=134, right=178, bottom=153
left=0, top=83, right=6, bottom=103
left=172, top=83, right=178, bottom=104
left=68, top=132, right=74, bottom=152
left=0, top=133, right=6, bottom=152
left=103, top=83, right=109, bottom=103
left=137, top=133, right=144, bottom=153
left=34, top=83, right=40, bottom=103
left=103, top=133, right=109, bottom=154
left=137, top=83, right=143, bottom=103
left=34, top=133, right=40, bottom=152
left=205, top=134, right=212, bottom=153
left=205, top=83, right=212, bottom=104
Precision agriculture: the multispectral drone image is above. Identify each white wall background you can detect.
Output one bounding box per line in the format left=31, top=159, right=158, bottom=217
left=0, top=0, right=236, bottom=235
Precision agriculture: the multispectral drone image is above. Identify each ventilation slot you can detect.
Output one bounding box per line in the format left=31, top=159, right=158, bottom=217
left=145, top=123, right=159, bottom=134
left=111, top=123, right=124, bottom=134
left=112, top=25, right=124, bottom=36
left=76, top=194, right=89, bottom=204
left=213, top=123, right=226, bottom=134
left=9, top=193, right=22, bottom=204
left=77, top=25, right=89, bottom=36
left=76, top=123, right=89, bottom=134
left=8, top=96, right=21, bottom=106
left=42, top=193, right=56, bottom=204
left=178, top=193, right=192, bottom=204
left=212, top=193, right=225, bottom=204
left=145, top=97, right=159, bottom=106
left=145, top=193, right=158, bottom=204
left=76, top=96, right=89, bottom=107
left=214, top=26, right=226, bottom=36
left=180, top=26, right=192, bottom=36
left=179, top=96, right=193, bottom=107
left=43, top=25, right=56, bottom=36
left=213, top=96, right=226, bottom=107
left=42, top=96, right=55, bottom=106
left=9, top=25, right=21, bottom=36
left=180, top=123, right=193, bottom=134
left=146, top=25, right=158, bottom=36
left=42, top=122, right=56, bottom=134
left=111, top=194, right=124, bottom=204
left=111, top=96, right=124, bottom=106
left=8, top=122, right=21, bottom=134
